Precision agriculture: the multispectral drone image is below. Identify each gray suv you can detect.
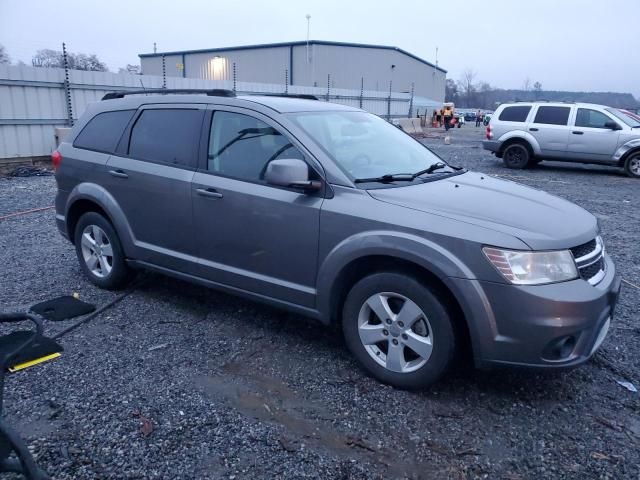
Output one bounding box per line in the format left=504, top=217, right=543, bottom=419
left=54, top=90, right=621, bottom=389
left=483, top=101, right=640, bottom=177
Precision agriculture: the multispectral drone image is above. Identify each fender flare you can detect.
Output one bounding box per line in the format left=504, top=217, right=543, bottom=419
left=613, top=138, right=640, bottom=164
left=315, top=230, right=475, bottom=321
left=497, top=131, right=541, bottom=156
left=65, top=183, right=135, bottom=255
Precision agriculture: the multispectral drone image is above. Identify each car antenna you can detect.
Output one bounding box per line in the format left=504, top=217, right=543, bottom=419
left=139, top=77, right=148, bottom=95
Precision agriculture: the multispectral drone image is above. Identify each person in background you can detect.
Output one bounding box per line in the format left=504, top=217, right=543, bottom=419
left=443, top=107, right=452, bottom=131
left=436, top=109, right=442, bottom=128
left=432, top=109, right=438, bottom=127
left=475, top=110, right=482, bottom=127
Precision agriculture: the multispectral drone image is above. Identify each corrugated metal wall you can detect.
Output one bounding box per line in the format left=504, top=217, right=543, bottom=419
left=0, top=64, right=416, bottom=159
left=140, top=44, right=446, bottom=102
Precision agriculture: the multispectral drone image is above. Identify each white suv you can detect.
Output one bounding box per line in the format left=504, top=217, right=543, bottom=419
left=483, top=102, right=640, bottom=177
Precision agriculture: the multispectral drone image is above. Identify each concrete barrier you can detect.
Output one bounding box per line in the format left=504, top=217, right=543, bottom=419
left=397, top=118, right=416, bottom=134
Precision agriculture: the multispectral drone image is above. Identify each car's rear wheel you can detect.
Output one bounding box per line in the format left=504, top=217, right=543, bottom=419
left=624, top=153, right=640, bottom=178
left=342, top=272, right=457, bottom=389
left=502, top=143, right=530, bottom=169
left=74, top=212, right=132, bottom=290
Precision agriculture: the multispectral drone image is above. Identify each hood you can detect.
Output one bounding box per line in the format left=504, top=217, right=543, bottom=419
left=368, top=172, right=598, bottom=250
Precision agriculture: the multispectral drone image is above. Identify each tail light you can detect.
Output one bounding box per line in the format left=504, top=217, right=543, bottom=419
left=485, top=125, right=492, bottom=140
left=51, top=150, right=62, bottom=170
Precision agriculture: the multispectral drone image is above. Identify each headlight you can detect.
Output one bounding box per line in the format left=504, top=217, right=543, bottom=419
left=483, top=247, right=578, bottom=285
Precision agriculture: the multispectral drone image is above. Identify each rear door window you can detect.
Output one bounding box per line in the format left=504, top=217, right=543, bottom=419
left=498, top=106, right=531, bottom=122
left=575, top=109, right=612, bottom=129
left=128, top=109, right=203, bottom=168
left=533, top=106, right=571, bottom=126
left=73, top=110, right=135, bottom=153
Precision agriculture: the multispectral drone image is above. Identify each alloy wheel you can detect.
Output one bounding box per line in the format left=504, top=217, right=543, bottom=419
left=80, top=225, right=114, bottom=278
left=357, top=292, right=433, bottom=373
left=629, top=155, right=640, bottom=176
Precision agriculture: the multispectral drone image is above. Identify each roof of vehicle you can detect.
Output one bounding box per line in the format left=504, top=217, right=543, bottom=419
left=498, top=101, right=613, bottom=110
left=93, top=92, right=361, bottom=114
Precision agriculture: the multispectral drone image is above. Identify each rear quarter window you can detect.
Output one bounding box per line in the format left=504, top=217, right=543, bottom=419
left=73, top=110, right=135, bottom=153
left=498, top=106, right=531, bottom=122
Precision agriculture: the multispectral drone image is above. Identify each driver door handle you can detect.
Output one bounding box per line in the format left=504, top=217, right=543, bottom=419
left=196, top=188, right=223, bottom=199
left=108, top=169, right=128, bottom=179
left=572, top=131, right=584, bottom=135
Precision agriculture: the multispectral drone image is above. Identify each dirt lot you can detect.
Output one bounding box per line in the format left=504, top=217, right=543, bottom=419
left=1, top=125, right=639, bottom=479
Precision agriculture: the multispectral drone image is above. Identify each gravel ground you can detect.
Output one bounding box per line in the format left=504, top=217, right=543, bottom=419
left=0, top=127, right=638, bottom=479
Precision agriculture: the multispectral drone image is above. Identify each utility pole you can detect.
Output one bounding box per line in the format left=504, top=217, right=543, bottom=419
left=153, top=42, right=157, bottom=54
left=305, top=14, right=311, bottom=63
left=433, top=46, right=438, bottom=77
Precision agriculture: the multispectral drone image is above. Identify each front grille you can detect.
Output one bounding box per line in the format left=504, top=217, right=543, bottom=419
left=570, top=239, right=597, bottom=260
left=579, top=257, right=604, bottom=281
left=570, top=237, right=605, bottom=285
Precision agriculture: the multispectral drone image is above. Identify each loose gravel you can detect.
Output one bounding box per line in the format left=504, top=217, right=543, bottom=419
left=0, top=128, right=638, bottom=479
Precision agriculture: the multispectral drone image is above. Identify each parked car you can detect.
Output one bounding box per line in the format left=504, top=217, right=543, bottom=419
left=464, top=112, right=476, bottom=122
left=620, top=109, right=640, bottom=123
left=483, top=102, right=640, bottom=177
left=54, top=90, right=620, bottom=389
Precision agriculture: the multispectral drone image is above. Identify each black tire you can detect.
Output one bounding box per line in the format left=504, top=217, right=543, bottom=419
left=342, top=272, right=457, bottom=390
left=74, top=212, right=133, bottom=290
left=502, top=142, right=531, bottom=169
left=624, top=153, right=640, bottom=178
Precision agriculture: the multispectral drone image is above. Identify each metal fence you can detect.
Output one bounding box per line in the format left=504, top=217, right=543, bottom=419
left=0, top=63, right=437, bottom=160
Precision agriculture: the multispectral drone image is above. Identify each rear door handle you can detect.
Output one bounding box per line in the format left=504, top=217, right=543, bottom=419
left=196, top=188, right=223, bottom=199
left=529, top=128, right=538, bottom=131
left=572, top=131, right=584, bottom=135
left=108, top=169, right=128, bottom=178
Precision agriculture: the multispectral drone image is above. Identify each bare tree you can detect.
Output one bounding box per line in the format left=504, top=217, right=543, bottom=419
left=0, top=44, right=10, bottom=64
left=32, top=49, right=107, bottom=71
left=522, top=77, right=531, bottom=92
left=477, top=82, right=492, bottom=109
left=74, top=53, right=107, bottom=72
left=533, top=81, right=543, bottom=99
left=445, top=78, right=459, bottom=103
left=458, top=68, right=477, bottom=107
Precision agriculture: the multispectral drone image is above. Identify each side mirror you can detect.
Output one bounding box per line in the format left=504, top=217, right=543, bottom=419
left=604, top=121, right=621, bottom=130
left=264, top=158, right=321, bottom=191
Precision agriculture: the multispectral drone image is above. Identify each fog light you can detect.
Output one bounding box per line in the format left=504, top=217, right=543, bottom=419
left=542, top=335, right=576, bottom=361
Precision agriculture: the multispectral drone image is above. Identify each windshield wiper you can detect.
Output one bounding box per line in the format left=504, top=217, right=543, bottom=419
left=354, top=173, right=414, bottom=183
left=410, top=162, right=448, bottom=178
left=353, top=162, right=453, bottom=184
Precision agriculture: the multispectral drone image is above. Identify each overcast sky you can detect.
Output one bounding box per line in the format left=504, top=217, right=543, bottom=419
left=1, top=0, right=638, bottom=98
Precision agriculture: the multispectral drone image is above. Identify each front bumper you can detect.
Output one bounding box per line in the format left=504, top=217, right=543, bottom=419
left=482, top=140, right=500, bottom=153
left=451, top=253, right=621, bottom=369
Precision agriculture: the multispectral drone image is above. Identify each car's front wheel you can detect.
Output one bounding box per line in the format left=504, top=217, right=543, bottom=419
left=74, top=212, right=133, bottom=290
left=624, top=153, right=640, bottom=178
left=342, top=272, right=457, bottom=389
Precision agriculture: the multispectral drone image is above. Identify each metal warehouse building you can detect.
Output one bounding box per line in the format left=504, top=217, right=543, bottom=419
left=139, top=40, right=446, bottom=103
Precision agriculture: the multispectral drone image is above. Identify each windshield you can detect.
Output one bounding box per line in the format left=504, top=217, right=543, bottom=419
left=288, top=111, right=446, bottom=180
left=606, top=108, right=640, bottom=128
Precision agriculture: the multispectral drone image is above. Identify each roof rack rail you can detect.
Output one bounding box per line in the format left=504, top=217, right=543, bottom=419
left=101, top=89, right=236, bottom=100
left=253, top=93, right=319, bottom=100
